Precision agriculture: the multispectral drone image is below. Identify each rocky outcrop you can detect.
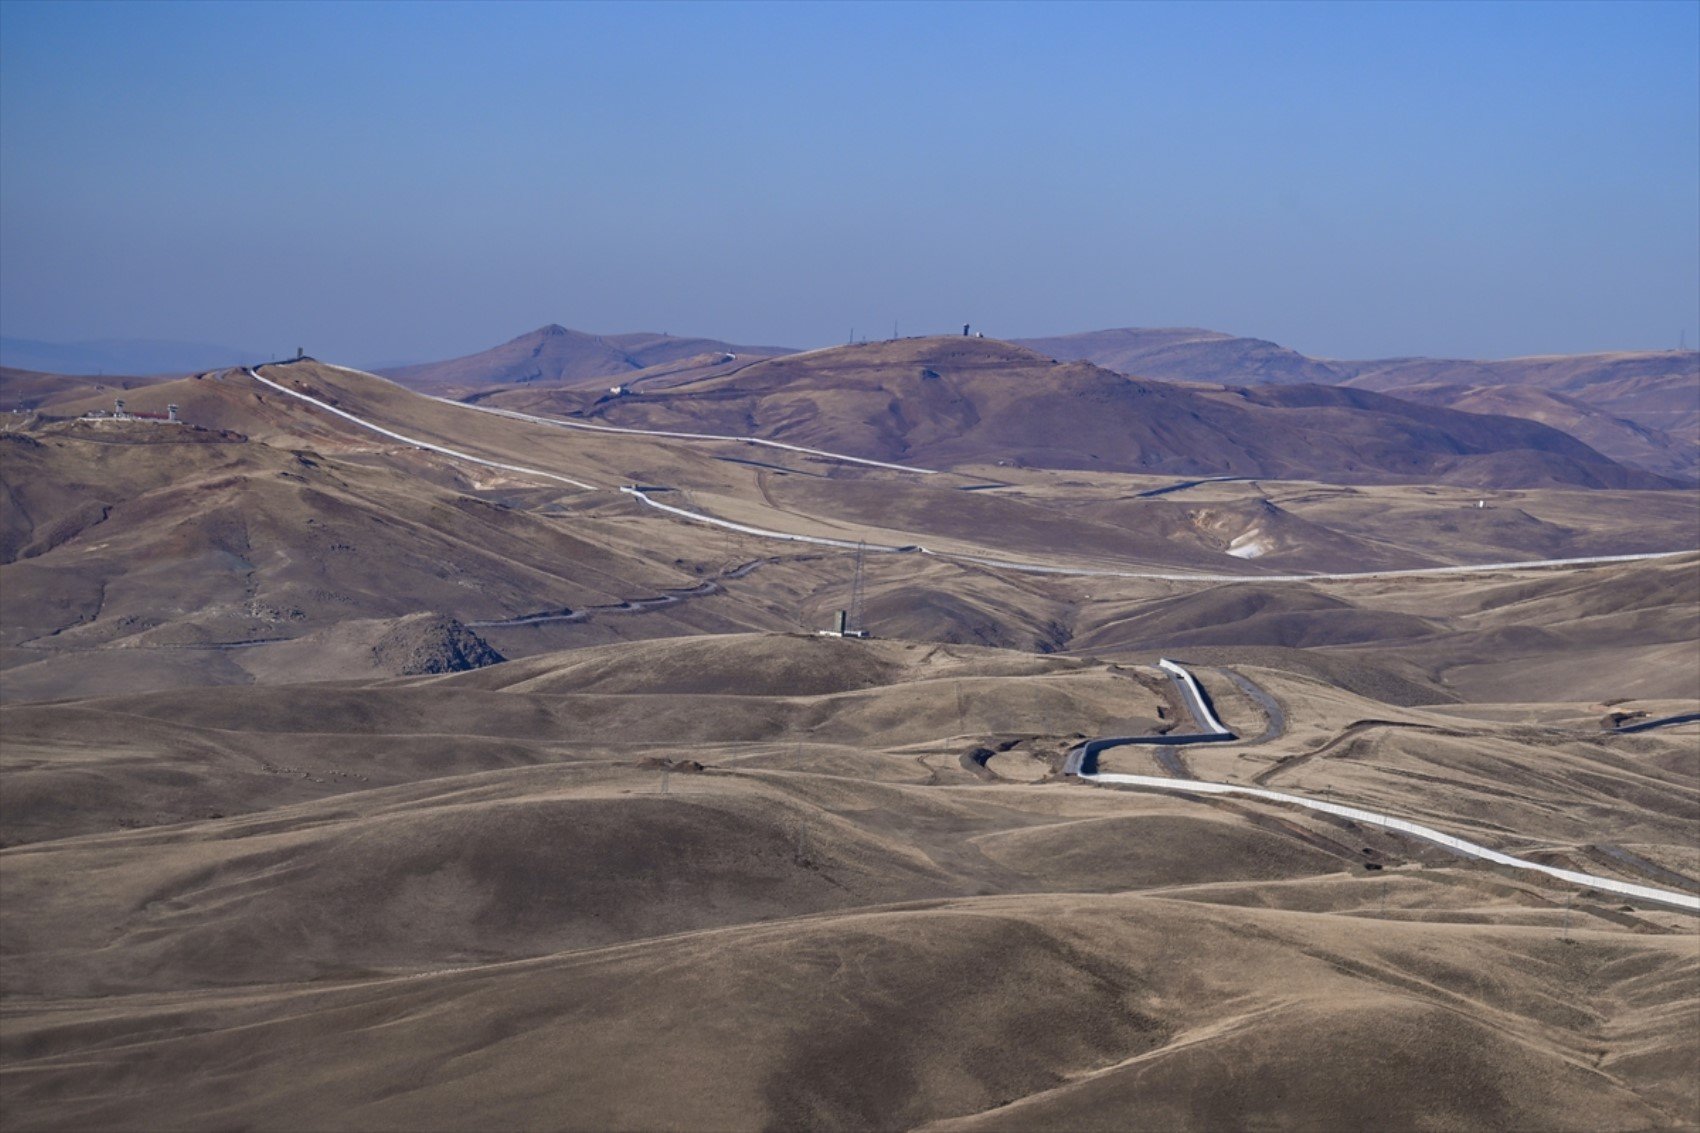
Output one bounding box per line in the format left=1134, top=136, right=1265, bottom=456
left=371, top=614, right=505, bottom=675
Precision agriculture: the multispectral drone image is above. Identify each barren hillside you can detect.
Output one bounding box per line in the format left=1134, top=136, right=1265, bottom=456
left=3, top=632, right=1695, bottom=1130
left=380, top=324, right=793, bottom=394
left=511, top=336, right=1672, bottom=489
left=1009, top=326, right=1699, bottom=474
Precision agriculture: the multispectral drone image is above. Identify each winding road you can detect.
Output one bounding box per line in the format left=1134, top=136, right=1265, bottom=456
left=1081, top=770, right=1700, bottom=912
left=246, top=364, right=1696, bottom=585
left=1066, top=660, right=1700, bottom=913
left=239, top=363, right=1698, bottom=912
left=1061, top=658, right=1239, bottom=777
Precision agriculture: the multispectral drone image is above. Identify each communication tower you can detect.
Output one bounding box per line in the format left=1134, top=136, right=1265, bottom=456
left=848, top=540, right=866, bottom=633
left=820, top=541, right=871, bottom=638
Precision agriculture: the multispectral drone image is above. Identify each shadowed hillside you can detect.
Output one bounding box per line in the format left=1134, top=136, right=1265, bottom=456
left=1012, top=326, right=1699, bottom=475
left=526, top=336, right=1671, bottom=489
left=1016, top=326, right=1348, bottom=385
left=379, top=324, right=793, bottom=394
left=3, top=632, right=1696, bottom=1130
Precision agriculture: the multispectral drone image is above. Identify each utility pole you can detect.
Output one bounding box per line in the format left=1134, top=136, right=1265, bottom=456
left=1562, top=892, right=1573, bottom=943
left=660, top=768, right=670, bottom=796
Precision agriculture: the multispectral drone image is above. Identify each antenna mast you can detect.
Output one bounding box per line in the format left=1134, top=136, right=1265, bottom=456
left=849, top=541, right=866, bottom=633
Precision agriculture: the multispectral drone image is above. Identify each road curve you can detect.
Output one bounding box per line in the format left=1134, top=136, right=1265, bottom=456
left=1062, top=658, right=1241, bottom=776
left=1159, top=658, right=1232, bottom=736
left=1077, top=771, right=1700, bottom=912
left=1057, top=660, right=1699, bottom=911
left=251, top=365, right=1697, bottom=583
left=1215, top=667, right=1286, bottom=745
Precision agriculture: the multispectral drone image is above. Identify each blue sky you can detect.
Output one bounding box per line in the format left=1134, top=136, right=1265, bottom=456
left=2, top=0, right=1695, bottom=364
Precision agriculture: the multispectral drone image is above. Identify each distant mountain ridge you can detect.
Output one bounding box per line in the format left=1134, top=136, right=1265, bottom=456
left=1014, top=327, right=1348, bottom=386
left=0, top=336, right=258, bottom=376
left=1013, top=328, right=1699, bottom=478
left=378, top=324, right=795, bottom=394
left=20, top=323, right=1691, bottom=477
left=482, top=335, right=1672, bottom=491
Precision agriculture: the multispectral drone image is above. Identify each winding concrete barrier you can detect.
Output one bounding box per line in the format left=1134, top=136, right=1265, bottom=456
left=1062, top=659, right=1242, bottom=776
left=1158, top=658, right=1231, bottom=736
left=1612, top=712, right=1700, bottom=734
left=312, top=358, right=936, bottom=473
left=255, top=365, right=1696, bottom=583
left=247, top=368, right=599, bottom=490
left=1064, top=660, right=1699, bottom=913
left=619, top=487, right=917, bottom=552
left=1078, top=771, right=1700, bottom=913
left=433, top=394, right=940, bottom=475
left=924, top=547, right=1694, bottom=582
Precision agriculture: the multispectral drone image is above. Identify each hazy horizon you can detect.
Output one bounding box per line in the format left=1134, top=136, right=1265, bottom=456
left=2, top=0, right=1696, bottom=365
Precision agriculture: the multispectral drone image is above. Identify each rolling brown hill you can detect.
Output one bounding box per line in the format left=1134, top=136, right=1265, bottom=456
left=1366, top=381, right=1698, bottom=481
left=1340, top=350, right=1700, bottom=453
left=3, top=633, right=1696, bottom=1130
left=4, top=359, right=1694, bottom=705
left=379, top=323, right=793, bottom=394
left=1011, top=327, right=1699, bottom=475
left=1015, top=326, right=1347, bottom=385
left=3, top=350, right=1697, bottom=1130
left=510, top=335, right=1672, bottom=489
left=0, top=367, right=810, bottom=701
left=0, top=366, right=172, bottom=413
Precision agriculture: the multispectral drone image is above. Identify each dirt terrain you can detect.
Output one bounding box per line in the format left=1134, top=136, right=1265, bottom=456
left=1015, top=326, right=1699, bottom=476
left=485, top=336, right=1671, bottom=488
left=7, top=356, right=1691, bottom=704
left=2, top=345, right=1696, bottom=1131
left=380, top=324, right=792, bottom=395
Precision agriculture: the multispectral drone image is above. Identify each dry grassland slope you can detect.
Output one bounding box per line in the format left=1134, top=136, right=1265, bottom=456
left=555, top=337, right=1669, bottom=488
